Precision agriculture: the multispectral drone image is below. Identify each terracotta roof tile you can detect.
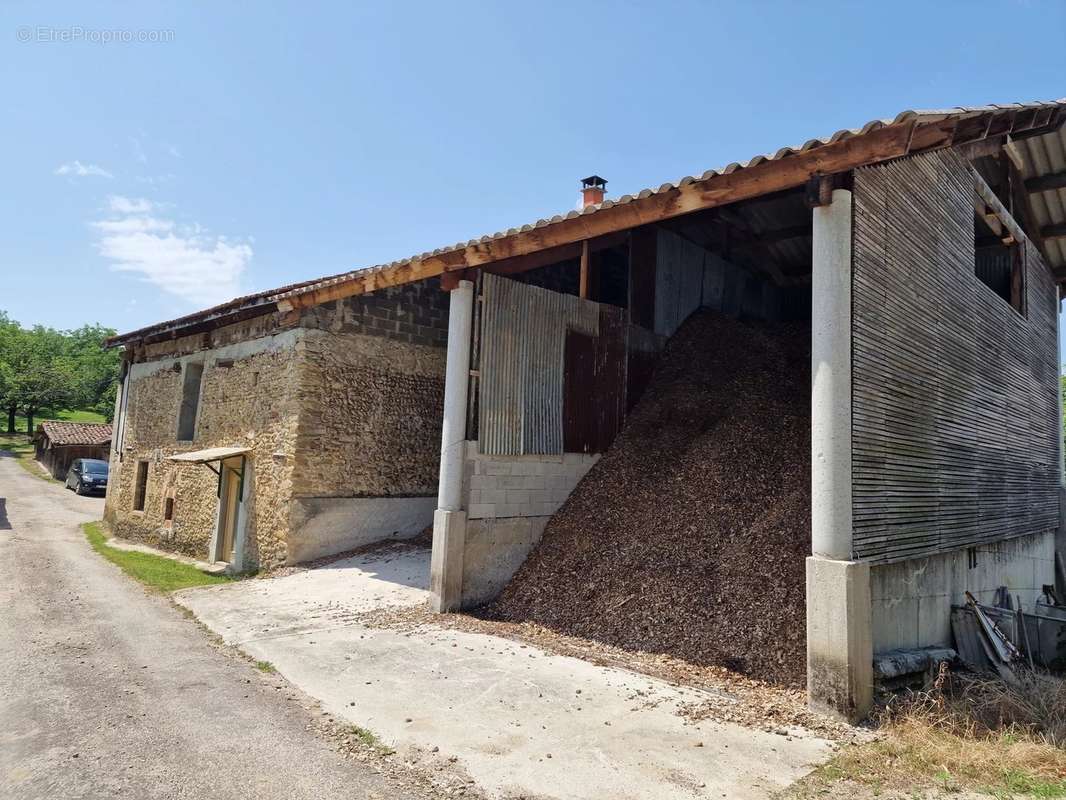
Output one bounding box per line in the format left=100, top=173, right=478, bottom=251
left=38, top=421, right=113, bottom=447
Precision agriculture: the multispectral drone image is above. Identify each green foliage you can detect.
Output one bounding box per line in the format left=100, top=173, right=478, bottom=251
left=0, top=311, right=121, bottom=432
left=82, top=522, right=233, bottom=592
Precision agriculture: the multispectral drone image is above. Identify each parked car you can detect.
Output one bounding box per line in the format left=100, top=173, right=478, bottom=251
left=65, top=458, right=109, bottom=495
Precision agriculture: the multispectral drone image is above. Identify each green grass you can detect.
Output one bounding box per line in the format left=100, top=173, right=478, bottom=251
left=344, top=724, right=395, bottom=755
left=83, top=522, right=233, bottom=592
left=5, top=407, right=108, bottom=435
left=255, top=660, right=277, bottom=673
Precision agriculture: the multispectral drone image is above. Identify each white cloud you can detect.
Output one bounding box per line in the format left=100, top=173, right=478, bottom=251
left=93, top=195, right=252, bottom=307
left=108, top=195, right=154, bottom=214
left=54, top=160, right=113, bottom=179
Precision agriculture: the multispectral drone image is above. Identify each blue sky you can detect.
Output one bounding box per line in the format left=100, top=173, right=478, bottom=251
left=2, top=1, right=1064, bottom=336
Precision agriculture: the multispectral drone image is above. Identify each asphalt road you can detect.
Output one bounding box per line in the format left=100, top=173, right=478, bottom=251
left=0, top=452, right=429, bottom=800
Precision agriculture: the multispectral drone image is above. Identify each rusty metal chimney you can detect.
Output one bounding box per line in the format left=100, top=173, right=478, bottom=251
left=580, top=175, right=607, bottom=208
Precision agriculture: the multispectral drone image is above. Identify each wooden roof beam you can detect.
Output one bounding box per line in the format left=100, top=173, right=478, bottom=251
left=1026, top=171, right=1066, bottom=193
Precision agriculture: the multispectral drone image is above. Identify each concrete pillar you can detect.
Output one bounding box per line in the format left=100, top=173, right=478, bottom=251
left=431, top=279, right=474, bottom=612
left=807, top=188, right=872, bottom=722
left=1056, top=288, right=1066, bottom=594
left=811, top=189, right=853, bottom=562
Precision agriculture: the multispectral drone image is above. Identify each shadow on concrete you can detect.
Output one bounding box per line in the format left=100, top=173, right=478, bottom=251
left=0, top=498, right=11, bottom=530
left=318, top=542, right=431, bottom=592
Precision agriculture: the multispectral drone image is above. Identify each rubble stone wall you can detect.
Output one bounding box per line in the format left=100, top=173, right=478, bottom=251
left=103, top=320, right=303, bottom=570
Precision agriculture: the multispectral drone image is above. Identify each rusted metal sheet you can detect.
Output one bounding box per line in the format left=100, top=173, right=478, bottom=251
left=479, top=273, right=597, bottom=455
left=563, top=306, right=628, bottom=453
left=479, top=273, right=664, bottom=456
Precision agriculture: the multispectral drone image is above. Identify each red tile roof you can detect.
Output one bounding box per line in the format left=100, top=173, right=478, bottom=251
left=38, top=421, right=113, bottom=447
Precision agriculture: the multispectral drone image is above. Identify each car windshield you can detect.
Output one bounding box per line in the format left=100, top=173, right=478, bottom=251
left=83, top=460, right=109, bottom=475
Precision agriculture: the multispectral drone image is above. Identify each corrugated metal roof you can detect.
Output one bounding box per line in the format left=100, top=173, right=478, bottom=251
left=168, top=446, right=251, bottom=463
left=110, top=99, right=1066, bottom=346
left=1012, top=125, right=1066, bottom=270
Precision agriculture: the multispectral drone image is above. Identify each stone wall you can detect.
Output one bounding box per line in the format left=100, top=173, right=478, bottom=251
left=103, top=321, right=302, bottom=570
left=105, top=278, right=451, bottom=568
left=292, top=329, right=446, bottom=498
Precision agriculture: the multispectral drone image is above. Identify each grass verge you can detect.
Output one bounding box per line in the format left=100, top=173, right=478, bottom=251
left=786, top=669, right=1066, bottom=799
left=0, top=432, right=56, bottom=482
left=83, top=521, right=233, bottom=592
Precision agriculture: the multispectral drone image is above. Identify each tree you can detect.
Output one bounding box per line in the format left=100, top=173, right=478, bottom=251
left=0, top=314, right=118, bottom=434
left=2, top=326, right=70, bottom=433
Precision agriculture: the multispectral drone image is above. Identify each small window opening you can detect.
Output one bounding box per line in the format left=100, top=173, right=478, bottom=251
left=967, top=547, right=979, bottom=570
left=177, top=362, right=204, bottom=441
left=164, top=496, right=175, bottom=521
left=974, top=207, right=1025, bottom=315
left=133, top=460, right=149, bottom=512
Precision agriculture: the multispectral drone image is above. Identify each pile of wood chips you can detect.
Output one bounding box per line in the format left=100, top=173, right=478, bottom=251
left=487, top=310, right=812, bottom=687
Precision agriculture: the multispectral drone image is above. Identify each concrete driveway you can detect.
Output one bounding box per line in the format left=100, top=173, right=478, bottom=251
left=0, top=451, right=441, bottom=800
left=177, top=541, right=833, bottom=800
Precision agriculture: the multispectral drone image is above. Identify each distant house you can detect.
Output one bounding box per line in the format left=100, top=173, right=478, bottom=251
left=35, top=421, right=113, bottom=479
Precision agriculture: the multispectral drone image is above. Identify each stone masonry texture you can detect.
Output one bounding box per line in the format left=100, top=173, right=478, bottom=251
left=104, top=279, right=449, bottom=570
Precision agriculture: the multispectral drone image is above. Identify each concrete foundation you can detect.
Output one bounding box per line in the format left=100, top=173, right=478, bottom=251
left=871, top=530, right=1056, bottom=653
left=286, top=496, right=436, bottom=563
left=806, top=556, right=872, bottom=723
left=460, top=516, right=549, bottom=607
left=430, top=509, right=466, bottom=612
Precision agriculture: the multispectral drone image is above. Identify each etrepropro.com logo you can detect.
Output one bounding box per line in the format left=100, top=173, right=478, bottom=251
left=16, top=26, right=175, bottom=44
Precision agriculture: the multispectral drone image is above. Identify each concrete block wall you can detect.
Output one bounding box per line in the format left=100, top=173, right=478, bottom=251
left=870, top=530, right=1055, bottom=653
left=461, top=441, right=599, bottom=520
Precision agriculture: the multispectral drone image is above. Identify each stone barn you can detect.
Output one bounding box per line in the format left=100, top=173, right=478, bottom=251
left=103, top=279, right=450, bottom=571
left=106, top=96, right=1066, bottom=720
left=35, top=421, right=113, bottom=479
left=257, top=98, right=1066, bottom=721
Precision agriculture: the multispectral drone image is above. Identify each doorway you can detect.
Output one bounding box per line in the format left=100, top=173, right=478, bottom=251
left=214, top=456, right=245, bottom=565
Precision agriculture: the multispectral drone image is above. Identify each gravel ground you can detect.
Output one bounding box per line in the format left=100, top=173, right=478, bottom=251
left=489, top=311, right=812, bottom=686
left=0, top=450, right=454, bottom=800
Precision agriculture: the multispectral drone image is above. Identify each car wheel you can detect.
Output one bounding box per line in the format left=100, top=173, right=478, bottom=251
left=74, top=481, right=85, bottom=496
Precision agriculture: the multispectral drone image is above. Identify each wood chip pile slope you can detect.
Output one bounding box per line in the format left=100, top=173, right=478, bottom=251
left=487, top=310, right=812, bottom=686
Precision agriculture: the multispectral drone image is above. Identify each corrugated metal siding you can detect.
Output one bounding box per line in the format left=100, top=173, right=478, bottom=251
left=852, top=148, right=1060, bottom=564
left=1013, top=125, right=1066, bottom=271
left=479, top=273, right=598, bottom=455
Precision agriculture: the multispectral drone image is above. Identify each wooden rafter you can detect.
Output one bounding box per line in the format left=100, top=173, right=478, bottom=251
left=1025, top=170, right=1066, bottom=193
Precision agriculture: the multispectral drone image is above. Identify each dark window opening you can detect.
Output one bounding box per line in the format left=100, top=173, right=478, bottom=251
left=974, top=212, right=1025, bottom=316
left=967, top=547, right=979, bottom=570
left=164, top=496, right=175, bottom=521
left=177, top=362, right=204, bottom=441
left=133, top=460, right=149, bottom=512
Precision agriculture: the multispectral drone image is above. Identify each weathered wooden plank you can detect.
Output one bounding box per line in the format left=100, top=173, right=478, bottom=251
left=851, top=147, right=1060, bottom=565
